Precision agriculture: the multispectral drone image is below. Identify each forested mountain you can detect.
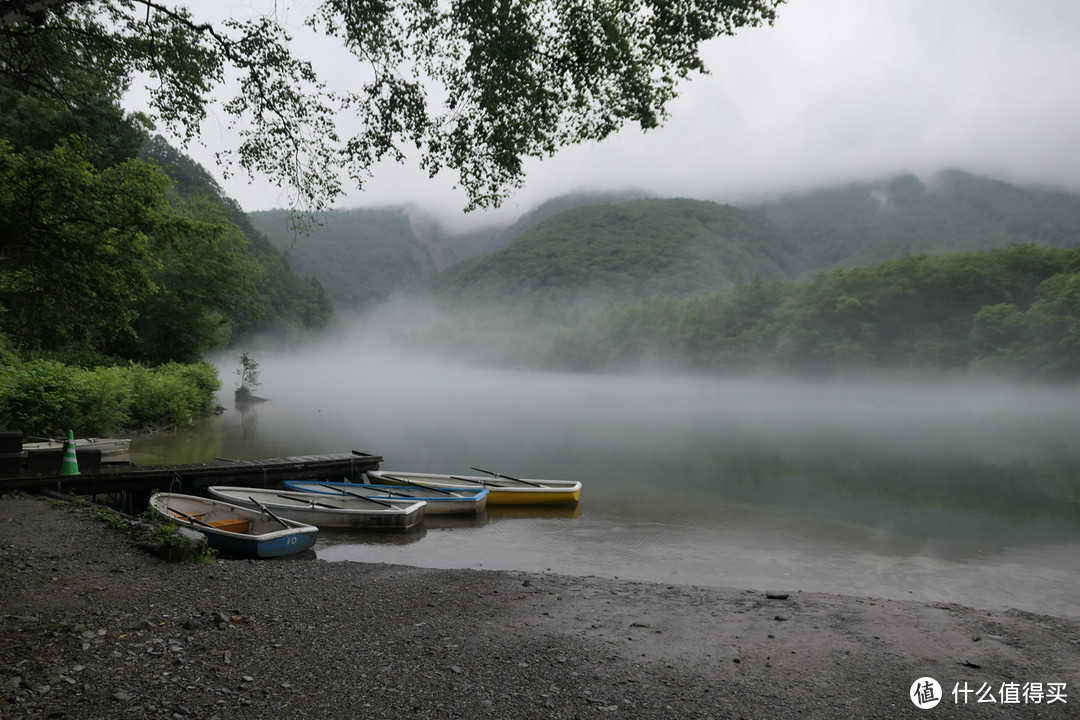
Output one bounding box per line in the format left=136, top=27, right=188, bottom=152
left=543, top=244, right=1080, bottom=378
left=255, top=171, right=1080, bottom=317
left=494, top=190, right=652, bottom=241
left=758, top=171, right=1080, bottom=270
left=128, top=138, right=333, bottom=360
left=248, top=191, right=646, bottom=310
left=250, top=208, right=425, bottom=311
left=421, top=171, right=1080, bottom=311
left=425, top=198, right=799, bottom=307
left=358, top=171, right=1080, bottom=379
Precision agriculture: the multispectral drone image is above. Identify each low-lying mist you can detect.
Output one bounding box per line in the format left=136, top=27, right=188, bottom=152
left=200, top=314, right=1080, bottom=615
left=227, top=307, right=1080, bottom=476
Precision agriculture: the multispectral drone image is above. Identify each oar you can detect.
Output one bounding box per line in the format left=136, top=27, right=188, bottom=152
left=277, top=494, right=339, bottom=509
left=449, top=475, right=489, bottom=486
left=319, top=483, right=398, bottom=509
left=379, top=475, right=460, bottom=496
left=166, top=506, right=217, bottom=530
left=247, top=496, right=291, bottom=529
left=470, top=466, right=543, bottom=487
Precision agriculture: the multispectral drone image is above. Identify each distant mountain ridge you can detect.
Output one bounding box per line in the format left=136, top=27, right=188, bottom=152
left=425, top=198, right=797, bottom=307
left=249, top=170, right=1080, bottom=311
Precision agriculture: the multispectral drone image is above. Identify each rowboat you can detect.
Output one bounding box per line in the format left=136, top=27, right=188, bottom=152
left=149, top=492, right=318, bottom=558
left=207, top=486, right=426, bottom=529
left=367, top=469, right=581, bottom=505
left=22, top=436, right=131, bottom=462
left=283, top=480, right=489, bottom=515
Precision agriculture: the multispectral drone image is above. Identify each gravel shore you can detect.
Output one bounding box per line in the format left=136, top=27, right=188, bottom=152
left=1, top=494, right=1077, bottom=719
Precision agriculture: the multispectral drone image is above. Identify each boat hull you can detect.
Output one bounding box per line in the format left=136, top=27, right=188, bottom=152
left=283, top=480, right=488, bottom=515
left=207, top=487, right=426, bottom=529
left=149, top=492, right=318, bottom=558
left=22, top=437, right=131, bottom=462
left=368, top=471, right=581, bottom=505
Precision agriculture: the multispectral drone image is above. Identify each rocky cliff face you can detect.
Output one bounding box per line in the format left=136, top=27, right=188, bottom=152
left=404, top=209, right=514, bottom=277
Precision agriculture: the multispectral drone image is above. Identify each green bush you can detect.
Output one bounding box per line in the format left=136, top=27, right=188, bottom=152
left=0, top=360, right=88, bottom=436
left=127, top=363, right=221, bottom=428
left=79, top=365, right=136, bottom=432
left=0, top=360, right=221, bottom=435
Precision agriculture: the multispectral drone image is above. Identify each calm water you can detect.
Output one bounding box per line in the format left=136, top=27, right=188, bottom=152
left=132, top=348, right=1080, bottom=618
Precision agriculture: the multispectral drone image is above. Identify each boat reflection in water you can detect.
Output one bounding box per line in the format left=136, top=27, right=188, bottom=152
left=312, top=502, right=581, bottom=553
left=316, top=523, right=429, bottom=548
left=485, top=504, right=582, bottom=521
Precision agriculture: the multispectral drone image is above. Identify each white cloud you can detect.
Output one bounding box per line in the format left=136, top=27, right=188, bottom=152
left=161, top=0, right=1080, bottom=227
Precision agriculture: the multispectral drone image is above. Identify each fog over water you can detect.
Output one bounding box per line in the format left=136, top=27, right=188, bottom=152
left=138, top=342, right=1080, bottom=618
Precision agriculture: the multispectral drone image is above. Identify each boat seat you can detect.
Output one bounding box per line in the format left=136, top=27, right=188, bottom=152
left=207, top=518, right=250, bottom=534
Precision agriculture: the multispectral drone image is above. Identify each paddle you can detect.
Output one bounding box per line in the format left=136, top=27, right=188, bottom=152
left=166, top=506, right=217, bottom=530
left=277, top=494, right=339, bottom=509
left=449, top=475, right=489, bottom=486
left=319, top=483, right=398, bottom=509
left=471, top=466, right=543, bottom=487
left=247, top=496, right=291, bottom=529
left=379, top=474, right=460, bottom=496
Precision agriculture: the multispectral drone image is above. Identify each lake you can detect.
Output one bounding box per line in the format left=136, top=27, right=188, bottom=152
left=131, top=347, right=1080, bottom=619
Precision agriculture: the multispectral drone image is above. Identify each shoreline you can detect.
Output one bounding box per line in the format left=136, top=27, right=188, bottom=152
left=1, top=495, right=1077, bottom=719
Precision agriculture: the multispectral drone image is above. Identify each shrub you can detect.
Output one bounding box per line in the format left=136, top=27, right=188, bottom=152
left=0, top=360, right=221, bottom=435
left=0, top=360, right=89, bottom=436
left=128, top=363, right=220, bottom=429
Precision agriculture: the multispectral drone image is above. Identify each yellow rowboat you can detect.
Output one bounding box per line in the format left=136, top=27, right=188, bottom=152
left=367, top=469, right=581, bottom=505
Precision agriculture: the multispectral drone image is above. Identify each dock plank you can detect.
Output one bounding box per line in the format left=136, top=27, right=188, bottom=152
left=0, top=451, right=383, bottom=497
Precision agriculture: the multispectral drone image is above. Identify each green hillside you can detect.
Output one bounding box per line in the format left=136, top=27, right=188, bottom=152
left=248, top=170, right=1080, bottom=322
left=374, top=171, right=1080, bottom=376
left=930, top=169, right=1080, bottom=247
left=497, top=190, right=652, bottom=239
left=422, top=171, right=1080, bottom=310
left=758, top=171, right=1080, bottom=271
left=250, top=208, right=420, bottom=310
left=426, top=198, right=801, bottom=307
left=544, top=243, right=1080, bottom=379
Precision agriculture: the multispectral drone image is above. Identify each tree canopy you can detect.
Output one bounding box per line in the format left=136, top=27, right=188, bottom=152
left=0, top=0, right=784, bottom=213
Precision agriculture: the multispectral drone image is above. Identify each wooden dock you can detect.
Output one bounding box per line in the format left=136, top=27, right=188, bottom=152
left=0, top=450, right=383, bottom=498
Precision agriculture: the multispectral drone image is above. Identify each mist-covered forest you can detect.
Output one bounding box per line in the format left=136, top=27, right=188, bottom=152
left=252, top=170, right=1080, bottom=380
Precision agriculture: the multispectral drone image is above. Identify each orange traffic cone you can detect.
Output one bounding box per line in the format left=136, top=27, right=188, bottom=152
left=59, top=430, right=80, bottom=476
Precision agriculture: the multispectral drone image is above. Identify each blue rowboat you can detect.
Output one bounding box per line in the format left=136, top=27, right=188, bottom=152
left=283, top=480, right=489, bottom=515
left=149, top=492, right=318, bottom=558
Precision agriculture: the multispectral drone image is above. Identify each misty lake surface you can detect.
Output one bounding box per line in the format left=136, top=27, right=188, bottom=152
left=131, top=346, right=1080, bottom=619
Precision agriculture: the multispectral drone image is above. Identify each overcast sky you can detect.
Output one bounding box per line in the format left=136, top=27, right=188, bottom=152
left=172, top=0, right=1080, bottom=229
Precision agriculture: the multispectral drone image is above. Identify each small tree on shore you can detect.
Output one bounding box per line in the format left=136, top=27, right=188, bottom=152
left=234, top=352, right=261, bottom=401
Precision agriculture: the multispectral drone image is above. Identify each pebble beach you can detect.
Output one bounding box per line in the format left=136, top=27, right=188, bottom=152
left=1, top=495, right=1077, bottom=719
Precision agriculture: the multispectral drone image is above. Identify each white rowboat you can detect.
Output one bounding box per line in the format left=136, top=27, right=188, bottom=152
left=283, top=480, right=488, bottom=515
left=207, top=486, right=425, bottom=529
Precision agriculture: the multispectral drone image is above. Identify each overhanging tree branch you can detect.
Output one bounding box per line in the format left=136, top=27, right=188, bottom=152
left=1, top=0, right=785, bottom=215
